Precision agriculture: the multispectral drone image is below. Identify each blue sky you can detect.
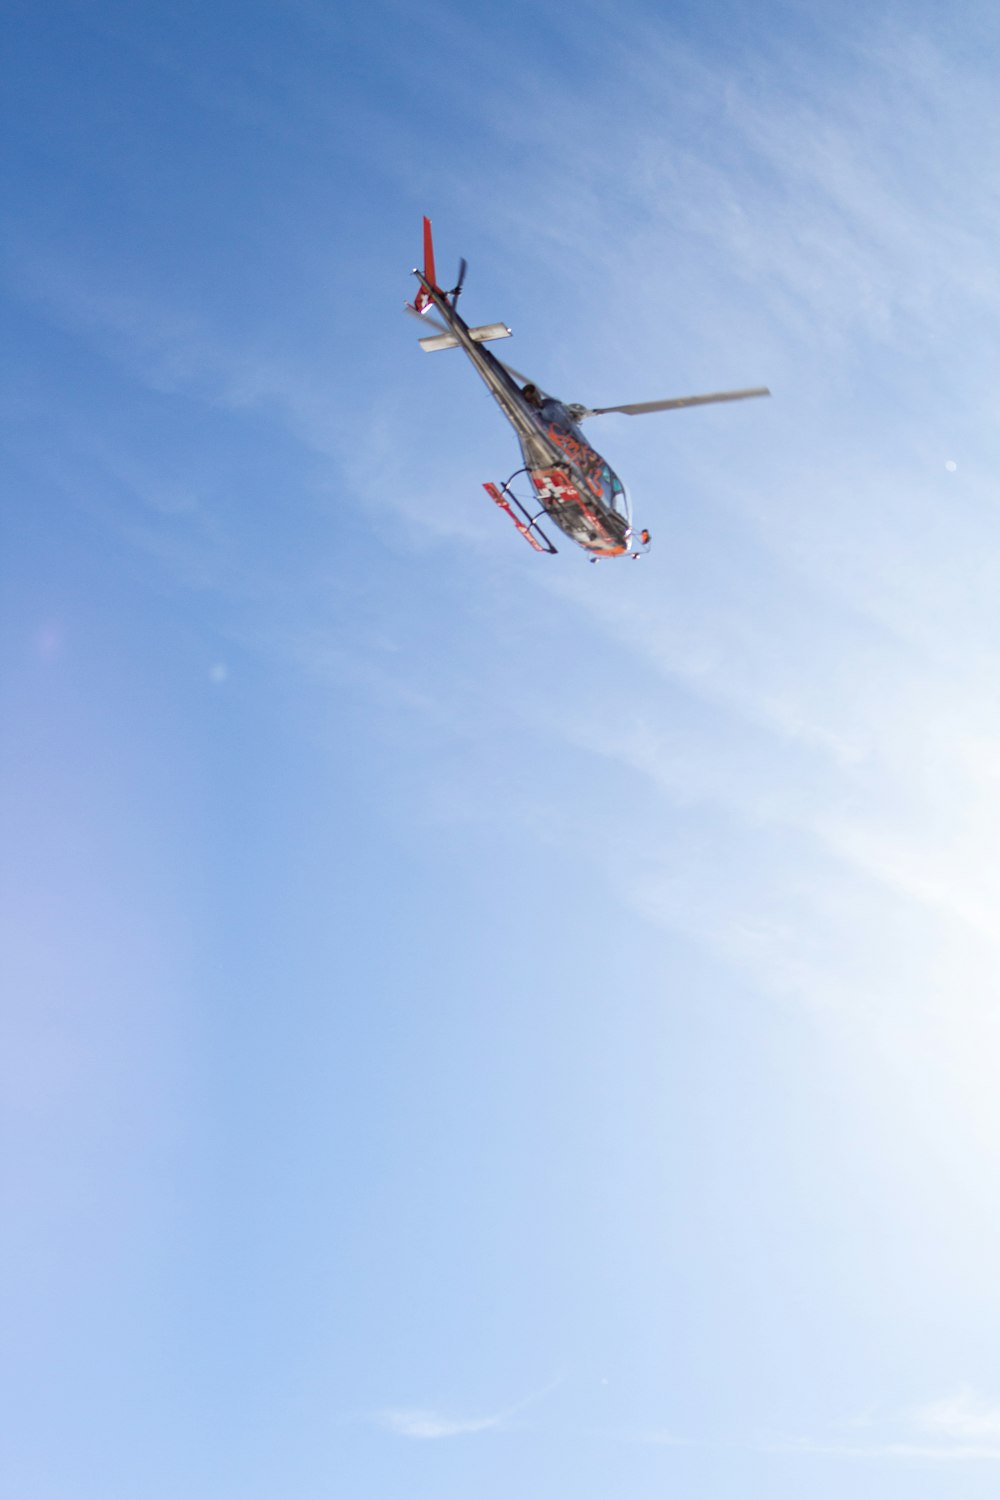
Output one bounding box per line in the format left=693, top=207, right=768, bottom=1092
left=4, top=1, right=1000, bottom=1496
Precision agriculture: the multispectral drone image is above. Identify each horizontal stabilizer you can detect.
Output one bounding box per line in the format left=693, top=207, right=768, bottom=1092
left=420, top=323, right=512, bottom=353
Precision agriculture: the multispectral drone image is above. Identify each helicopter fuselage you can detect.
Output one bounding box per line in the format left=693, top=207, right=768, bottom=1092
left=414, top=271, right=632, bottom=556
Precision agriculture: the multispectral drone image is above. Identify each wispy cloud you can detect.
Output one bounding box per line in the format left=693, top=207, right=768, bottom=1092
left=379, top=1406, right=508, bottom=1440
left=499, top=9, right=1000, bottom=1046
left=762, top=1436, right=1000, bottom=1462
left=626, top=1394, right=1000, bottom=1464
left=377, top=1375, right=563, bottom=1441
left=912, top=1388, right=1000, bottom=1444
left=11, top=255, right=346, bottom=453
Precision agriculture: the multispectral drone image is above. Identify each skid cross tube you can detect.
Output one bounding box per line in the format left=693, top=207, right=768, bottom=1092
left=482, top=469, right=558, bottom=554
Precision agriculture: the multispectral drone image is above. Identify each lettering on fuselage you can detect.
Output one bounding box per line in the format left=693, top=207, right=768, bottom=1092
left=546, top=422, right=609, bottom=499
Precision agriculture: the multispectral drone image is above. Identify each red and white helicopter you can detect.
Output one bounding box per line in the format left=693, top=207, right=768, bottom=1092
left=406, top=218, right=770, bottom=560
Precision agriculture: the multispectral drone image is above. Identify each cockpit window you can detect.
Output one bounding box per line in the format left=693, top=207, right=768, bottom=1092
left=609, top=473, right=629, bottom=518
left=539, top=398, right=586, bottom=444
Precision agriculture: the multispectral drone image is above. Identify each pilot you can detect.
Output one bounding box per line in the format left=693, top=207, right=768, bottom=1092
left=525, top=385, right=575, bottom=432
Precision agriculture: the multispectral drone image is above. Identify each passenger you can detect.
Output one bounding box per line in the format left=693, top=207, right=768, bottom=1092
left=539, top=397, right=574, bottom=430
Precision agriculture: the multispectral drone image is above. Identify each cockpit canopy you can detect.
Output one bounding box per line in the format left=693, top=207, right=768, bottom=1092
left=536, top=398, right=631, bottom=525
left=608, top=470, right=630, bottom=522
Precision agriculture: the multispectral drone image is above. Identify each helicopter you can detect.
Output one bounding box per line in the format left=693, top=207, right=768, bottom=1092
left=406, top=218, right=770, bottom=560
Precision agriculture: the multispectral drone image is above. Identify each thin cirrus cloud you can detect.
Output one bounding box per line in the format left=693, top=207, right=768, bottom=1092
left=629, top=1392, right=1000, bottom=1464
left=913, top=1389, right=1000, bottom=1444
left=771, top=1389, right=1000, bottom=1458
left=10, top=250, right=346, bottom=460
left=17, top=9, right=1000, bottom=1055
left=378, top=1376, right=564, bottom=1440
left=456, top=16, right=1000, bottom=363
left=484, top=21, right=1000, bottom=1045
left=379, top=1407, right=508, bottom=1440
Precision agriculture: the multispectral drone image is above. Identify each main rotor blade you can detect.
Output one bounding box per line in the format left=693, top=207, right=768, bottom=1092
left=404, top=305, right=450, bottom=336
left=584, top=386, right=771, bottom=417
left=496, top=357, right=534, bottom=387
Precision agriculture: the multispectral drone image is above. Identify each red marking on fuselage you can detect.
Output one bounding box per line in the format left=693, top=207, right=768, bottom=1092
left=530, top=468, right=627, bottom=555
left=545, top=424, right=608, bottom=498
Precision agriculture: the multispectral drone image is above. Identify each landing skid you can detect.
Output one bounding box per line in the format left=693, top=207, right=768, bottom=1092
left=482, top=470, right=558, bottom=554
left=591, top=542, right=649, bottom=562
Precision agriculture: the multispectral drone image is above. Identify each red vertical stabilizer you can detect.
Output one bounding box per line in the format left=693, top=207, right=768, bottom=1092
left=413, top=216, right=438, bottom=314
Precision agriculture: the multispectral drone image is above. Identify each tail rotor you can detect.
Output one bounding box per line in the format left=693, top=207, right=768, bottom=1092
left=449, top=256, right=468, bottom=306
